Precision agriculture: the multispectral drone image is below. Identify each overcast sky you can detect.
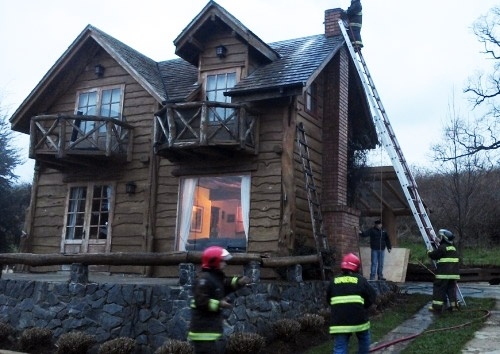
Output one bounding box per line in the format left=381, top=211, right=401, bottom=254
left=1, top=0, right=497, bottom=183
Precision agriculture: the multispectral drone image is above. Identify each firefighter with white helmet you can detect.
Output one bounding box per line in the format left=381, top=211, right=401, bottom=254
left=188, top=246, right=250, bottom=353
left=326, top=253, right=376, bottom=354
left=427, top=229, right=461, bottom=313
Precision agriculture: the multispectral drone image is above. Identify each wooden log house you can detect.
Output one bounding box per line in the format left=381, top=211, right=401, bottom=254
left=9, top=1, right=381, bottom=278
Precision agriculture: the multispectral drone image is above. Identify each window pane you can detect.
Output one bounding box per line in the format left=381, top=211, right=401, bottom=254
left=100, top=88, right=121, bottom=118
left=207, top=76, right=216, bottom=91
left=178, top=175, right=249, bottom=252
left=66, top=187, right=87, bottom=240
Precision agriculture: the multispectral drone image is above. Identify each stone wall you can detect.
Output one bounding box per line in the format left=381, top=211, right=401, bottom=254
left=0, top=273, right=328, bottom=353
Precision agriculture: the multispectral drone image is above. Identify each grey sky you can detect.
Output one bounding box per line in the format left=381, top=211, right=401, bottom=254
left=1, top=0, right=497, bottom=182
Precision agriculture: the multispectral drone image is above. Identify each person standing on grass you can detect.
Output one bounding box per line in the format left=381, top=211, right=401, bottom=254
left=427, top=229, right=461, bottom=313
left=188, top=246, right=251, bottom=354
left=327, top=253, right=376, bottom=354
left=359, top=220, right=392, bottom=281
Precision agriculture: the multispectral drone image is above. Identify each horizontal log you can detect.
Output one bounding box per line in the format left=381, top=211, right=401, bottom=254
left=0, top=252, right=319, bottom=268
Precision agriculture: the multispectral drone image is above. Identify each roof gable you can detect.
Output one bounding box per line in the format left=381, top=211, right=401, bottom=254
left=10, top=25, right=168, bottom=133
left=173, top=1, right=279, bottom=66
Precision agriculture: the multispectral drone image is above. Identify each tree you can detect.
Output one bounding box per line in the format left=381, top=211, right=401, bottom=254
left=429, top=100, right=495, bottom=248
left=461, top=6, right=500, bottom=160
left=0, top=110, right=21, bottom=189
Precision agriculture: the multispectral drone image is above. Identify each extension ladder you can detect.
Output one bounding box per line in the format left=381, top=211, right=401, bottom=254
left=296, top=122, right=330, bottom=280
left=338, top=20, right=465, bottom=306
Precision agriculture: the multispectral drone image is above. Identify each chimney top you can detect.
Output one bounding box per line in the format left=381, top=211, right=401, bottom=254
left=324, top=8, right=345, bottom=37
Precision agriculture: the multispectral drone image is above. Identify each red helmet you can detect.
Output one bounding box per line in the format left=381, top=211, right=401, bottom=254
left=201, top=246, right=232, bottom=269
left=340, top=253, right=360, bottom=272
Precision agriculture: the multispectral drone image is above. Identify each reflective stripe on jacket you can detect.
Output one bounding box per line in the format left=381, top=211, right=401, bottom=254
left=326, top=272, right=376, bottom=334
left=428, top=244, right=461, bottom=280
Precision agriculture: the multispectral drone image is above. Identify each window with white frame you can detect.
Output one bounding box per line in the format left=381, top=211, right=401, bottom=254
left=205, top=72, right=236, bottom=122
left=305, top=82, right=318, bottom=116
left=64, top=184, right=112, bottom=243
left=176, top=175, right=250, bottom=252
left=76, top=86, right=123, bottom=133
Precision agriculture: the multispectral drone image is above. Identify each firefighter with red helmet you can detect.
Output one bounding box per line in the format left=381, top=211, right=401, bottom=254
left=188, top=246, right=250, bottom=354
left=427, top=229, right=461, bottom=313
left=326, top=253, right=376, bottom=354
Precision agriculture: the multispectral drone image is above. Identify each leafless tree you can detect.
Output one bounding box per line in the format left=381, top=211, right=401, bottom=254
left=461, top=6, right=500, bottom=160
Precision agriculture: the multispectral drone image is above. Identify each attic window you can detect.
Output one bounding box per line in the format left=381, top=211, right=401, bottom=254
left=305, top=82, right=318, bottom=116
left=205, top=71, right=236, bottom=122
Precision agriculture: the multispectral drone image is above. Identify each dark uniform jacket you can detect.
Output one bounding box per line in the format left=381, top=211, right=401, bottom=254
left=346, top=0, right=363, bottom=46
left=326, top=271, right=376, bottom=334
left=360, top=227, right=392, bottom=251
left=428, top=243, right=460, bottom=280
left=188, top=269, right=243, bottom=341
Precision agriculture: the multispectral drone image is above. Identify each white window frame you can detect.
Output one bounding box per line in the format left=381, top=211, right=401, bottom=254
left=175, top=174, right=251, bottom=251
left=61, top=182, right=115, bottom=253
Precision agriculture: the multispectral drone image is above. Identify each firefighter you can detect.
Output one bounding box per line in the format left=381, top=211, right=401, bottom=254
left=427, top=229, right=461, bottom=313
left=188, top=246, right=250, bottom=354
left=346, top=0, right=363, bottom=51
left=327, top=253, right=376, bottom=354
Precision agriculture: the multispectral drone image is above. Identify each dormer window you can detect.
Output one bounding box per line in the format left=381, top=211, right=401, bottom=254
left=204, top=71, right=238, bottom=122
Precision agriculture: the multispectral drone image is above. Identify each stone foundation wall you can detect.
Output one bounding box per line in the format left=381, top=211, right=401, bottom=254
left=0, top=277, right=327, bottom=353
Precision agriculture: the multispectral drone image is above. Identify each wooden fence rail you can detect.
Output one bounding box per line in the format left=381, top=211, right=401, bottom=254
left=0, top=252, right=320, bottom=268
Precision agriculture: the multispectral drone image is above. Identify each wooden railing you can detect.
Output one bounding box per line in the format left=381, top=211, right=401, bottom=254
left=154, top=102, right=259, bottom=156
left=30, top=114, right=133, bottom=163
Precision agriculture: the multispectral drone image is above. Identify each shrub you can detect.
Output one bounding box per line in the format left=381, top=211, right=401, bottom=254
left=154, top=339, right=194, bottom=354
left=19, top=327, right=53, bottom=351
left=226, top=332, right=265, bottom=354
left=98, top=337, right=136, bottom=354
left=273, top=319, right=301, bottom=341
left=55, top=331, right=96, bottom=354
left=318, top=307, right=331, bottom=323
left=297, top=313, right=325, bottom=332
left=0, top=321, right=15, bottom=342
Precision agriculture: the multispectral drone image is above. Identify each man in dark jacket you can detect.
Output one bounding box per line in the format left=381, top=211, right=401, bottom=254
left=327, top=253, right=376, bottom=354
left=427, top=229, right=461, bottom=313
left=359, top=220, right=392, bottom=280
left=346, top=0, right=363, bottom=50
left=188, top=246, right=250, bottom=354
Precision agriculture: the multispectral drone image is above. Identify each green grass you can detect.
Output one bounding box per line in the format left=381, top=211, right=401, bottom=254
left=397, top=240, right=500, bottom=267
left=402, top=297, right=496, bottom=354
left=304, top=295, right=495, bottom=354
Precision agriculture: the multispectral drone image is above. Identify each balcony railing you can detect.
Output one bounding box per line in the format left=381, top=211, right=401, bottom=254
left=30, top=114, right=133, bottom=167
left=154, top=102, right=259, bottom=159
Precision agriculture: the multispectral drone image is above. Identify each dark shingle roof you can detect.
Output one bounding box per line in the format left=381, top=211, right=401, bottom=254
left=158, top=59, right=199, bottom=102
left=90, top=25, right=168, bottom=102
left=228, top=34, right=344, bottom=95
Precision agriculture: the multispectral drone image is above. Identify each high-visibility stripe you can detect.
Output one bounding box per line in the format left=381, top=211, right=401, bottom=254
left=187, top=331, right=222, bottom=341
left=330, top=295, right=364, bottom=306
left=208, top=299, right=220, bottom=311
left=435, top=274, right=460, bottom=280
left=231, top=276, right=238, bottom=287
left=350, top=23, right=362, bottom=28
left=437, top=258, right=459, bottom=263
left=432, top=300, right=444, bottom=306
left=329, top=321, right=370, bottom=334
left=190, top=299, right=196, bottom=309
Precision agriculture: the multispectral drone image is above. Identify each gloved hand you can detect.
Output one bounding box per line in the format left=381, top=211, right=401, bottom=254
left=388, top=248, right=392, bottom=253
left=220, top=299, right=232, bottom=309
left=238, top=276, right=251, bottom=286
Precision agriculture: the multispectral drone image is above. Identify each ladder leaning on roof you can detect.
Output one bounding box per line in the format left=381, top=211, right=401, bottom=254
left=338, top=20, right=465, bottom=306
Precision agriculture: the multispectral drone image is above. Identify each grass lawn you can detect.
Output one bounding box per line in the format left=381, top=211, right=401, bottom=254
left=304, top=295, right=495, bottom=354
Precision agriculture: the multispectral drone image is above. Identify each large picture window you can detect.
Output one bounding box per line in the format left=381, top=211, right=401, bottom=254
left=62, top=184, right=113, bottom=253
left=176, top=175, right=250, bottom=252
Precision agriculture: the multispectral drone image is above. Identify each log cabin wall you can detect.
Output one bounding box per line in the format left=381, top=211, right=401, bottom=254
left=294, top=74, right=325, bottom=253
left=26, top=48, right=158, bottom=274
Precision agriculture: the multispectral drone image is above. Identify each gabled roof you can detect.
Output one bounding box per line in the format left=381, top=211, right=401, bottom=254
left=228, top=34, right=344, bottom=97
left=10, top=25, right=170, bottom=133
left=173, top=1, right=279, bottom=66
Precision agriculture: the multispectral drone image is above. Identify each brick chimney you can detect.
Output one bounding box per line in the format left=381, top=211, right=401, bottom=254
left=324, top=8, right=345, bottom=37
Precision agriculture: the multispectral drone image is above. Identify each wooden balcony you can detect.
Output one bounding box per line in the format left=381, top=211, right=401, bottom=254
left=154, top=102, right=259, bottom=161
left=29, top=114, right=133, bottom=169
